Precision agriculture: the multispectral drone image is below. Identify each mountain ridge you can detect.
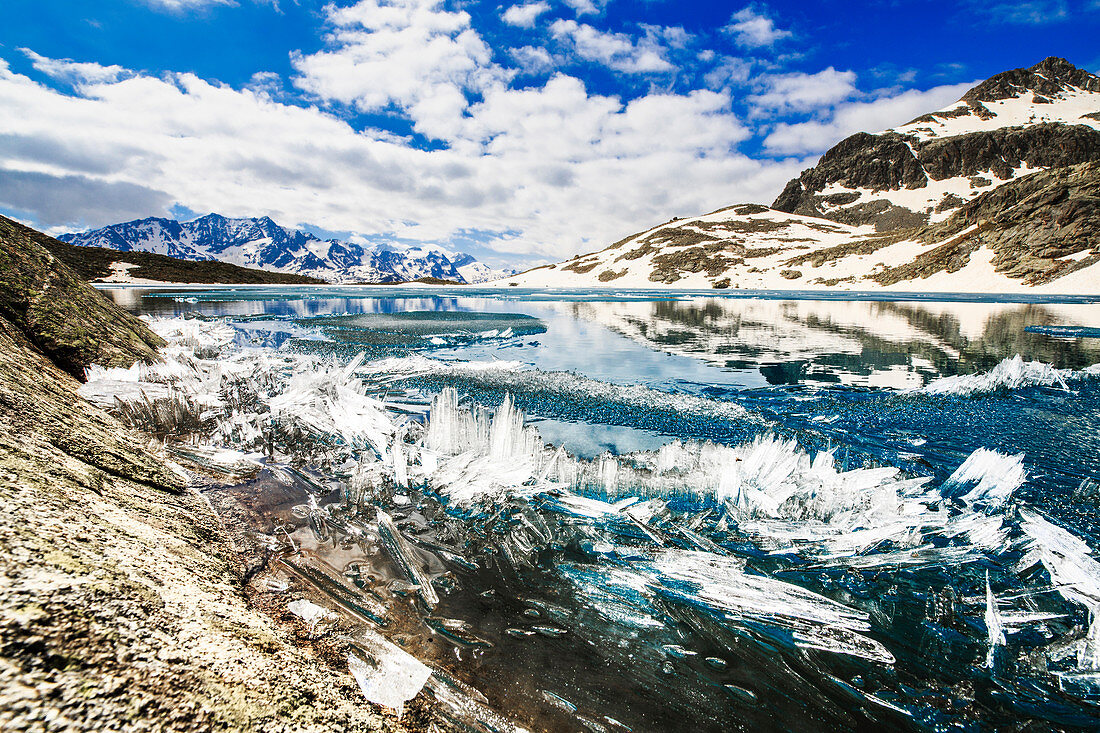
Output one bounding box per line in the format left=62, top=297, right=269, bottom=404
left=61, top=213, right=512, bottom=285
left=772, top=56, right=1100, bottom=231
left=505, top=56, right=1100, bottom=294
left=40, top=235, right=326, bottom=286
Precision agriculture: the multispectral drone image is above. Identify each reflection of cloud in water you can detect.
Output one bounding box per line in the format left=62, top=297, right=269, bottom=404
left=101, top=286, right=1100, bottom=391
left=529, top=417, right=672, bottom=459
left=573, top=298, right=1100, bottom=388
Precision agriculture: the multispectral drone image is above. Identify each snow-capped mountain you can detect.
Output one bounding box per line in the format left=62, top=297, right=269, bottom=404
left=59, top=214, right=512, bottom=284
left=506, top=161, right=1100, bottom=294
left=506, top=57, right=1100, bottom=294
left=773, top=57, right=1100, bottom=231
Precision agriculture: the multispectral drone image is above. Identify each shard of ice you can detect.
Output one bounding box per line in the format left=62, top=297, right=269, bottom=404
left=985, top=573, right=1006, bottom=669
left=922, top=353, right=1099, bottom=395
left=942, top=448, right=1026, bottom=509
left=1019, top=510, right=1100, bottom=671
left=286, top=598, right=337, bottom=633
left=376, top=510, right=439, bottom=608
left=346, top=629, right=432, bottom=716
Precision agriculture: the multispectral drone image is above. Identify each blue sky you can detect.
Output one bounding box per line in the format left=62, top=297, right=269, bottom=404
left=0, top=0, right=1097, bottom=266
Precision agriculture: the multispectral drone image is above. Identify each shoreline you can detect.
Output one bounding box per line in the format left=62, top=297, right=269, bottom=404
left=92, top=280, right=1100, bottom=305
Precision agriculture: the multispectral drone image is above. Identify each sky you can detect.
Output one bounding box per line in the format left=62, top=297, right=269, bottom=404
left=0, top=0, right=1097, bottom=267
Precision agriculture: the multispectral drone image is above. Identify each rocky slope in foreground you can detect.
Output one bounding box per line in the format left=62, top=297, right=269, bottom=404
left=0, top=215, right=165, bottom=379
left=505, top=161, right=1100, bottom=292
left=0, top=221, right=408, bottom=731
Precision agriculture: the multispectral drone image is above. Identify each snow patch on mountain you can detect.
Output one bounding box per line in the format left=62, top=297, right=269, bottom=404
left=891, top=86, right=1100, bottom=143
left=502, top=195, right=1100, bottom=294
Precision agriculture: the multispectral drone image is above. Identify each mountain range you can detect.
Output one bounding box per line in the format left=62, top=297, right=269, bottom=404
left=60, top=214, right=512, bottom=284
left=506, top=57, right=1100, bottom=293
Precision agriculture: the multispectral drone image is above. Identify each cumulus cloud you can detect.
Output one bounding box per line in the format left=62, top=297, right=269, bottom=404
left=0, top=49, right=797, bottom=256
left=725, top=7, right=791, bottom=49
left=763, top=81, right=976, bottom=155
left=510, top=46, right=555, bottom=75
left=549, top=20, right=674, bottom=74
left=291, top=0, right=504, bottom=140
left=0, top=0, right=969, bottom=263
left=749, top=67, right=859, bottom=114
left=640, top=24, right=693, bottom=49
left=562, top=0, right=609, bottom=17
left=502, top=2, right=550, bottom=28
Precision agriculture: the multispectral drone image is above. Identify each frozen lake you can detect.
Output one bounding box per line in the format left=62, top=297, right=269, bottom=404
left=97, top=285, right=1100, bottom=731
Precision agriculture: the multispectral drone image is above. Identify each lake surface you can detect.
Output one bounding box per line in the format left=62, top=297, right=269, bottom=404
left=100, top=285, right=1100, bottom=731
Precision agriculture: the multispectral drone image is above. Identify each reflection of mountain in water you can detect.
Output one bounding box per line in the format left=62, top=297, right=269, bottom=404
left=574, top=298, right=1100, bottom=388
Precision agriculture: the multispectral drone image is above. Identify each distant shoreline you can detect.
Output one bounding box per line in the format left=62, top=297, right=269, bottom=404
left=91, top=281, right=1100, bottom=304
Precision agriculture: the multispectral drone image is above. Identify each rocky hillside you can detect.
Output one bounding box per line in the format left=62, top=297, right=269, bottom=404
left=772, top=57, right=1100, bottom=231
left=509, top=204, right=864, bottom=289
left=42, top=235, right=325, bottom=285
left=62, top=214, right=510, bottom=284
left=868, top=160, right=1100, bottom=287
left=0, top=215, right=165, bottom=379
left=504, top=161, right=1100, bottom=293
left=508, top=57, right=1100, bottom=294
left=0, top=218, right=415, bottom=732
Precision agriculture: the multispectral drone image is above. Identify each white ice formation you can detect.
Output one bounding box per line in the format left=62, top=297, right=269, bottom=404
left=922, top=354, right=1100, bottom=395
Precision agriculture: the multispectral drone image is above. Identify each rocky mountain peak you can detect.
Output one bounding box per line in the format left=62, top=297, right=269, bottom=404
left=962, top=56, right=1100, bottom=106
left=772, top=56, right=1100, bottom=232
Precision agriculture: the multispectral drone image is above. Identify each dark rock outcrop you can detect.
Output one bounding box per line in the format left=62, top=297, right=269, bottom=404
left=961, top=56, right=1100, bottom=104
left=919, top=124, right=1100, bottom=181
left=0, top=215, right=164, bottom=380
left=873, top=161, right=1100, bottom=286
left=772, top=57, right=1100, bottom=231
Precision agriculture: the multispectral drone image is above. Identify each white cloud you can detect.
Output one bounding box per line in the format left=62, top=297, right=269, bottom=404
left=763, top=81, right=976, bottom=155
left=0, top=2, right=982, bottom=265
left=502, top=2, right=550, bottom=28
left=549, top=20, right=674, bottom=74
left=562, top=0, right=609, bottom=17
left=21, top=49, right=129, bottom=86
left=0, top=51, right=799, bottom=259
left=510, top=46, right=555, bottom=75
left=749, top=67, right=858, bottom=114
left=704, top=55, right=753, bottom=89
left=640, top=24, right=693, bottom=49
left=725, top=7, right=791, bottom=48
left=291, top=0, right=506, bottom=140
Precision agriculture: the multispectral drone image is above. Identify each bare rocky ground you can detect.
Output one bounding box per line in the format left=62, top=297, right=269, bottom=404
left=0, top=221, right=433, bottom=732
